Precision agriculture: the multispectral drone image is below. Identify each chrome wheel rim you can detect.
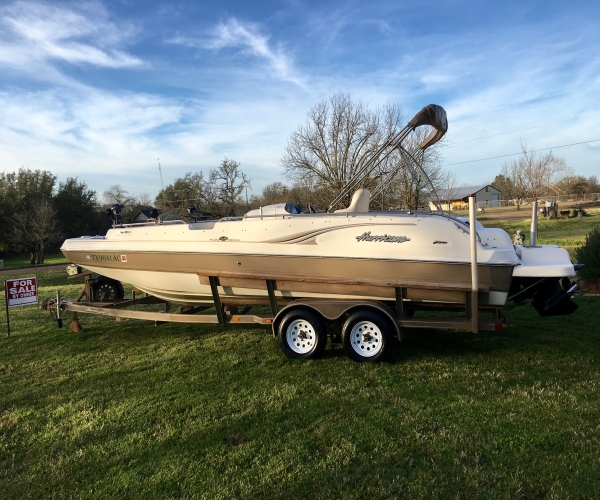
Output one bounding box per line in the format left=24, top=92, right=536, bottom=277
left=286, top=319, right=317, bottom=354
left=350, top=321, right=383, bottom=357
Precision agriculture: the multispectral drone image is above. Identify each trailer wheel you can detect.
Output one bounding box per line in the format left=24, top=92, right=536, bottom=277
left=92, top=277, right=124, bottom=301
left=341, top=310, right=393, bottom=362
left=278, top=309, right=327, bottom=359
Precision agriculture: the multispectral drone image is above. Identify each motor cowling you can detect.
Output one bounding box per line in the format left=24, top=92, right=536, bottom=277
left=530, top=281, right=579, bottom=317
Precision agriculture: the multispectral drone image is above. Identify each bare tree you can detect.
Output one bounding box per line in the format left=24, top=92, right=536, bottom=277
left=155, top=172, right=207, bottom=218
left=288, top=178, right=324, bottom=207
left=520, top=144, right=566, bottom=200
left=500, top=144, right=567, bottom=209
left=259, top=182, right=288, bottom=205
left=282, top=93, right=445, bottom=210
left=137, top=193, right=153, bottom=206
left=103, top=184, right=152, bottom=222
left=12, top=198, right=62, bottom=264
left=152, top=163, right=250, bottom=219
left=436, top=171, right=460, bottom=210
left=500, top=160, right=528, bottom=210
left=103, top=184, right=136, bottom=208
left=208, top=158, right=250, bottom=216
left=282, top=93, right=395, bottom=207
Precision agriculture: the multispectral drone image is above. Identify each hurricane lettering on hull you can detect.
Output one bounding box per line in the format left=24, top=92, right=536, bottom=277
left=355, top=231, right=411, bottom=243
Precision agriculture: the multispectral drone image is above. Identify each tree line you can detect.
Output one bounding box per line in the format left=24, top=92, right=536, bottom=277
left=0, top=161, right=254, bottom=263
left=154, top=158, right=250, bottom=218
left=0, top=170, right=165, bottom=263
left=491, top=144, right=598, bottom=209
left=0, top=169, right=106, bottom=264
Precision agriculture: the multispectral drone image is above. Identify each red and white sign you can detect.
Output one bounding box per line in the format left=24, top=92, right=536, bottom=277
left=5, top=277, right=38, bottom=308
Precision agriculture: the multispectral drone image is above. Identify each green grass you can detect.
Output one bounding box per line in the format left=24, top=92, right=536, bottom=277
left=0, top=252, right=68, bottom=270
left=1, top=269, right=600, bottom=498
left=480, top=209, right=600, bottom=259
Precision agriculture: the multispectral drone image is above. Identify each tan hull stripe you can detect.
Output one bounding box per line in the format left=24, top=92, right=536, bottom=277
left=63, top=250, right=514, bottom=293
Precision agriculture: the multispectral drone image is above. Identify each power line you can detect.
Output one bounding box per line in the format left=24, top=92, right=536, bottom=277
left=443, top=138, right=600, bottom=167
left=447, top=112, right=600, bottom=145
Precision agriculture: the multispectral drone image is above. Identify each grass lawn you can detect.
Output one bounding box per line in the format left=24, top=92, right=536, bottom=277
left=1, top=269, right=599, bottom=498
left=479, top=209, right=600, bottom=259
left=1, top=252, right=69, bottom=270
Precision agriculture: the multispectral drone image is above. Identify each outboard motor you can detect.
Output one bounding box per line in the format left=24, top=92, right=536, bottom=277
left=510, top=263, right=583, bottom=316
left=530, top=280, right=579, bottom=317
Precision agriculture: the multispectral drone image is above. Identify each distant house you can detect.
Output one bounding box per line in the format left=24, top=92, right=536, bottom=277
left=431, top=184, right=501, bottom=210
left=132, top=209, right=160, bottom=223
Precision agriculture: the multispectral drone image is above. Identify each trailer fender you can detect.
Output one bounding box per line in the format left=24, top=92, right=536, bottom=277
left=272, top=300, right=402, bottom=341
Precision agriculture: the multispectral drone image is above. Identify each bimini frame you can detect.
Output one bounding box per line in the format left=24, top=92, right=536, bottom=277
left=327, top=104, right=448, bottom=213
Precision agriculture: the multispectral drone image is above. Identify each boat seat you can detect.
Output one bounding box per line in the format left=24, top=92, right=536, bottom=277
left=334, top=188, right=371, bottom=213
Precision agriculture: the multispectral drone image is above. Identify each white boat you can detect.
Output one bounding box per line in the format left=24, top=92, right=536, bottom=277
left=60, top=104, right=579, bottom=318
left=60, top=197, right=576, bottom=313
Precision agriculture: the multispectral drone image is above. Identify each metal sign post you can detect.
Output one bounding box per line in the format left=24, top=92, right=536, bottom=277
left=4, top=281, right=9, bottom=337
left=4, top=277, right=38, bottom=336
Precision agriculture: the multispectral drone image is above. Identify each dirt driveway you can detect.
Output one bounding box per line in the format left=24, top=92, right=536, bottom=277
left=479, top=212, right=532, bottom=222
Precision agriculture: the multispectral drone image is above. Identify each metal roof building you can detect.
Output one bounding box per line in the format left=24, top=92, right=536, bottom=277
left=433, top=184, right=501, bottom=210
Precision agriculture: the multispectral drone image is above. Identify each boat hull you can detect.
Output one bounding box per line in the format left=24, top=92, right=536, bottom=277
left=62, top=249, right=514, bottom=306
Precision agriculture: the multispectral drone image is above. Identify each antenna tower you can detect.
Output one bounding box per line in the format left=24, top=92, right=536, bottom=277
left=158, top=158, right=165, bottom=210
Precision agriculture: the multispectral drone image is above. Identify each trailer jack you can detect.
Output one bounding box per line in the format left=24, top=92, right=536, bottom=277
left=41, top=291, right=65, bottom=329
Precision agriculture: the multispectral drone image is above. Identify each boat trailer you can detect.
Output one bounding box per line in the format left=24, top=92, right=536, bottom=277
left=42, top=197, right=505, bottom=362
left=43, top=264, right=504, bottom=362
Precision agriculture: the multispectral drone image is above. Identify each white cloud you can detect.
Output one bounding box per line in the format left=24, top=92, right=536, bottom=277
left=0, top=88, right=185, bottom=179
left=173, top=18, right=304, bottom=87
left=0, top=1, right=143, bottom=70
left=0, top=85, right=311, bottom=197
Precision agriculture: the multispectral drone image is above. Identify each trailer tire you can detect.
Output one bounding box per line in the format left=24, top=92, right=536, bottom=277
left=92, top=277, right=124, bottom=301
left=277, top=309, right=327, bottom=359
left=341, top=310, right=393, bottom=362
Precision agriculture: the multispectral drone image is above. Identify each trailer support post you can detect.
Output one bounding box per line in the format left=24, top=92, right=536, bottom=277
left=209, top=276, right=225, bottom=325
left=4, top=280, right=10, bottom=337
left=266, top=280, right=278, bottom=317
left=395, top=287, right=404, bottom=319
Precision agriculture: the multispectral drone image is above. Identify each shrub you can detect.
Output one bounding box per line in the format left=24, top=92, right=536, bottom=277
left=575, top=226, right=600, bottom=282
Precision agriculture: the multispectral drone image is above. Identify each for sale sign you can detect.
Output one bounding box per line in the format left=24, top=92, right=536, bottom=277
left=5, top=277, right=38, bottom=308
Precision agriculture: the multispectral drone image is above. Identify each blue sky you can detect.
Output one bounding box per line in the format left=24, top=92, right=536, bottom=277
left=1, top=0, right=599, bottom=200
